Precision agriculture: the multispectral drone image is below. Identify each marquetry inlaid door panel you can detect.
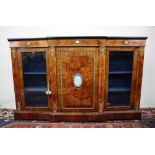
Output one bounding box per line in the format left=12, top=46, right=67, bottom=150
left=56, top=47, right=99, bottom=112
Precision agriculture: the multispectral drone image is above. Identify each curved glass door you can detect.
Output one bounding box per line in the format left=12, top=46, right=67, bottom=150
left=108, top=51, right=134, bottom=107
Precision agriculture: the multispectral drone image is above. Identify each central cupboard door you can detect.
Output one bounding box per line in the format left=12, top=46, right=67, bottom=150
left=56, top=47, right=99, bottom=112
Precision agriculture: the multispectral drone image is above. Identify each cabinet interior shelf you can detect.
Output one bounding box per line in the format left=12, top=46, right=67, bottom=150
left=108, top=87, right=131, bottom=92
left=23, top=71, right=46, bottom=75
left=109, top=71, right=132, bottom=75
left=24, top=87, right=47, bottom=93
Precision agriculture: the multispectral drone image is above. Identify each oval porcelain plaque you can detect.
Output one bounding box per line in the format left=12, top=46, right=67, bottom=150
left=73, top=74, right=83, bottom=88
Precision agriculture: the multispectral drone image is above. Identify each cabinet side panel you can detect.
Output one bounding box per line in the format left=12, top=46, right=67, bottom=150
left=135, top=47, right=144, bottom=109
left=11, top=48, right=23, bottom=110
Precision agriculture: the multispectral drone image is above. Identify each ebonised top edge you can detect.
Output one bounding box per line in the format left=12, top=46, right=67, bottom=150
left=8, top=36, right=148, bottom=41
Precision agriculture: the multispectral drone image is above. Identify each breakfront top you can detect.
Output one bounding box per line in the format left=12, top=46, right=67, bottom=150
left=8, top=36, right=147, bottom=41
left=8, top=36, right=147, bottom=48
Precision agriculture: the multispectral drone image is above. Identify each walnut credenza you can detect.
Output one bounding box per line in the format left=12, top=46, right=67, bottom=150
left=8, top=36, right=147, bottom=122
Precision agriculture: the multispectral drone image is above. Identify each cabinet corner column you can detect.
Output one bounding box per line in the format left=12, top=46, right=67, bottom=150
left=98, top=46, right=106, bottom=112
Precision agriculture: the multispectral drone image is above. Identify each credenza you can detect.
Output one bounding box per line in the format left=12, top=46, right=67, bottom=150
left=8, top=36, right=147, bottom=121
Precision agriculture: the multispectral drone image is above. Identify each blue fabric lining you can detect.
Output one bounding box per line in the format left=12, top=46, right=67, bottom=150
left=108, top=51, right=133, bottom=107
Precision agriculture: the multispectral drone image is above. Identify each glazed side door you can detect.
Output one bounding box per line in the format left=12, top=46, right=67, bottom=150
left=16, top=48, right=53, bottom=111
left=104, top=47, right=142, bottom=111
left=56, top=47, right=99, bottom=112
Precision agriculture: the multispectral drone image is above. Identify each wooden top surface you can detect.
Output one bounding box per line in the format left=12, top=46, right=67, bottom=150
left=8, top=36, right=148, bottom=41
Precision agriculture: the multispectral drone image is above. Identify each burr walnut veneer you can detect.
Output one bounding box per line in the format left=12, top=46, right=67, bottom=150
left=8, top=36, right=147, bottom=122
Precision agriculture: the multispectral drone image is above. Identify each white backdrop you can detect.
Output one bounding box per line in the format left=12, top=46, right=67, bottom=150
left=0, top=26, right=155, bottom=109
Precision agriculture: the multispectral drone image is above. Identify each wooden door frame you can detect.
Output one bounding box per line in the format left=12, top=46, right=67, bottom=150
left=16, top=47, right=52, bottom=111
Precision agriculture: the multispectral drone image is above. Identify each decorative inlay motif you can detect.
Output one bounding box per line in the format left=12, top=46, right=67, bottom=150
left=11, top=48, right=16, bottom=58
left=53, top=103, right=57, bottom=112
left=50, top=46, right=55, bottom=57
left=139, top=50, right=144, bottom=57
left=17, top=101, right=21, bottom=111
left=135, top=49, right=144, bottom=56
left=100, top=46, right=105, bottom=56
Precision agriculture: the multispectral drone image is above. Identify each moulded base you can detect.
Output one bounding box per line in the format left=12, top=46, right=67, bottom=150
left=14, top=110, right=142, bottom=122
